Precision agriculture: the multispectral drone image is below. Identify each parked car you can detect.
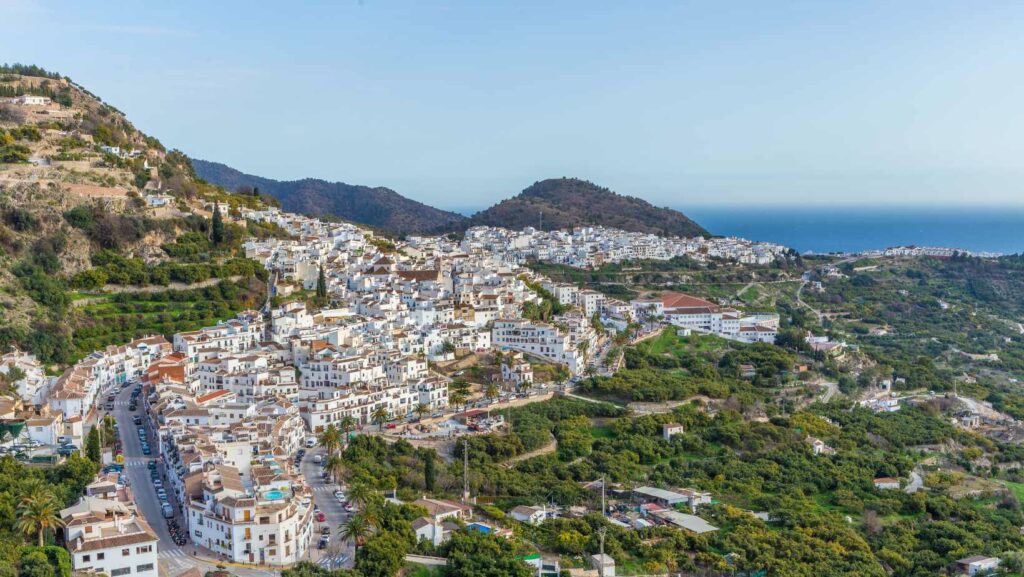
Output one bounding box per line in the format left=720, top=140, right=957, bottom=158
left=162, top=504, right=174, bottom=519
left=318, top=537, right=328, bottom=549
left=316, top=512, right=326, bottom=522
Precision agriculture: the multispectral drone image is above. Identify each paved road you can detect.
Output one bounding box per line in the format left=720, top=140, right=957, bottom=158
left=904, top=469, right=924, bottom=494
left=819, top=380, right=839, bottom=403
left=795, top=281, right=823, bottom=323
left=301, top=448, right=353, bottom=570
left=109, top=385, right=277, bottom=577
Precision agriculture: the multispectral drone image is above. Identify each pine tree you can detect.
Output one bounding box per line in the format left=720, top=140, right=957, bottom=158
left=85, top=427, right=101, bottom=463
left=316, top=264, right=327, bottom=302
left=423, top=451, right=436, bottom=492
left=211, top=204, right=224, bottom=245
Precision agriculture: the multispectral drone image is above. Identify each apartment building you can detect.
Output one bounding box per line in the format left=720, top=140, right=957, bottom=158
left=62, top=498, right=159, bottom=577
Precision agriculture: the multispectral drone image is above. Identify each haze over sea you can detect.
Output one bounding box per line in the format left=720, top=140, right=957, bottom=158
left=685, top=205, right=1024, bottom=255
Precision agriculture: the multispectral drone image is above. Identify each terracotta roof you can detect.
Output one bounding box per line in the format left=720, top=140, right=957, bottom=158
left=661, top=292, right=718, bottom=310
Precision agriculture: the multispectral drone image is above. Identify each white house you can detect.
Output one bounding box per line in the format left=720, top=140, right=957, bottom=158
left=501, top=351, right=534, bottom=387
left=956, top=556, right=1001, bottom=576
left=510, top=505, right=549, bottom=525
left=873, top=477, right=901, bottom=490
left=15, top=94, right=51, bottom=106
left=62, top=497, right=159, bottom=577
left=662, top=423, right=684, bottom=441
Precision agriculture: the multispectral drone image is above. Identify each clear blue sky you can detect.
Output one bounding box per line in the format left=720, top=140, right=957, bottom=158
left=5, top=0, right=1024, bottom=211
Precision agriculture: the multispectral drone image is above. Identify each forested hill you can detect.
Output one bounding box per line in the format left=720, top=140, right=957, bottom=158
left=192, top=159, right=469, bottom=236
left=467, top=178, right=709, bottom=237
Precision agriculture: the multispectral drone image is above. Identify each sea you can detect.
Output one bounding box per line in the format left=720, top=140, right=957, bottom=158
left=684, top=205, right=1024, bottom=256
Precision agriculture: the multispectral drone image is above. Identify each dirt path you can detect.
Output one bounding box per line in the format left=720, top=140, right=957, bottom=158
left=503, top=434, right=557, bottom=468
left=72, top=276, right=244, bottom=306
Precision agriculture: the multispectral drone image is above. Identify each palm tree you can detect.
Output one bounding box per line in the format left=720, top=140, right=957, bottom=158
left=338, top=513, right=373, bottom=560
left=449, top=391, right=467, bottom=413
left=346, top=482, right=375, bottom=512
left=371, top=407, right=390, bottom=431
left=324, top=454, right=346, bottom=484
left=15, top=489, right=64, bottom=547
left=338, top=416, right=357, bottom=447
left=493, top=349, right=503, bottom=368
left=413, top=403, right=430, bottom=422
left=484, top=383, right=499, bottom=402
left=317, top=424, right=342, bottom=457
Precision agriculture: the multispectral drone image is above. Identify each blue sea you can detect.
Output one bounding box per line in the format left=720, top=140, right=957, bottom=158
left=685, top=206, right=1024, bottom=255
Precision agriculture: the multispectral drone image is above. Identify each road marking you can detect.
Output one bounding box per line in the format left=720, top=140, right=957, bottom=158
left=160, top=549, right=187, bottom=559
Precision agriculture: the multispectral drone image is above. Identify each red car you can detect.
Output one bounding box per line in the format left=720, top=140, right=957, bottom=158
left=316, top=512, right=326, bottom=522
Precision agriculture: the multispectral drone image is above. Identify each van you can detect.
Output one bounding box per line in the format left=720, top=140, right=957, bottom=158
left=162, top=504, right=174, bottom=519
left=305, top=437, right=317, bottom=448
left=313, top=454, right=322, bottom=464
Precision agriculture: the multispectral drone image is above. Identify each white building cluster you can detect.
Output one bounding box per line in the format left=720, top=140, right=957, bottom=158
left=38, top=204, right=793, bottom=569
left=630, top=292, right=779, bottom=344
left=462, top=225, right=788, bottom=268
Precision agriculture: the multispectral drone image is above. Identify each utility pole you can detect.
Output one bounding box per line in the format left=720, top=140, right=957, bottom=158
left=597, top=526, right=607, bottom=577
left=462, top=438, right=470, bottom=504
left=539, top=211, right=543, bottom=231
left=601, top=476, right=606, bottom=517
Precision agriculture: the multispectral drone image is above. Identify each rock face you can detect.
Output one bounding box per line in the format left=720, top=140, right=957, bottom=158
left=467, top=178, right=708, bottom=237
left=192, top=159, right=468, bottom=235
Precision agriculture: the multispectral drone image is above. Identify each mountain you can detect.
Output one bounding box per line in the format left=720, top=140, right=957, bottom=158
left=0, top=64, right=276, bottom=366
left=468, top=178, right=708, bottom=237
left=192, top=160, right=468, bottom=235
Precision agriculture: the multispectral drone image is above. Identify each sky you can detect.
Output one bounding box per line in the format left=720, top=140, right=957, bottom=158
left=5, top=0, right=1024, bottom=211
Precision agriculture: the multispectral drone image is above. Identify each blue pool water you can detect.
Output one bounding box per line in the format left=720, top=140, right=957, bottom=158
left=264, top=490, right=286, bottom=500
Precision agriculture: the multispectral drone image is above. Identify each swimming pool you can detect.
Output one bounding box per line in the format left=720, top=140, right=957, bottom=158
left=264, top=490, right=286, bottom=500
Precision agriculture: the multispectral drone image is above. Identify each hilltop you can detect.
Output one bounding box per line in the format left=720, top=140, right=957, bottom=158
left=0, top=64, right=281, bottom=366
left=468, top=178, right=708, bottom=237
left=193, top=161, right=709, bottom=238
left=192, top=159, right=468, bottom=235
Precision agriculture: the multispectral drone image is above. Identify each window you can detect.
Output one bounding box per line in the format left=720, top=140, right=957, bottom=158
left=122, top=548, right=131, bottom=556
left=110, top=568, right=131, bottom=577
left=82, top=555, right=91, bottom=563
left=136, top=545, right=152, bottom=554
left=97, top=553, right=105, bottom=560
left=136, top=564, right=154, bottom=573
